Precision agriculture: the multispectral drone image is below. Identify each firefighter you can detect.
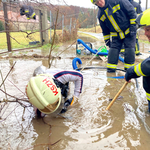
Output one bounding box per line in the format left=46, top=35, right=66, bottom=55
left=125, top=8, right=150, bottom=112
left=130, top=0, right=143, bottom=56
left=20, top=5, right=36, bottom=20
left=120, top=0, right=143, bottom=56
left=91, top=0, right=137, bottom=72
left=26, top=66, right=83, bottom=117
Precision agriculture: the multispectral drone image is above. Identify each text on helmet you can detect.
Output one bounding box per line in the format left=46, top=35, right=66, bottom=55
left=42, top=78, right=58, bottom=96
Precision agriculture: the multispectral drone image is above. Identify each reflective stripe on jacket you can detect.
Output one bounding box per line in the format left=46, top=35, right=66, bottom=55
left=98, top=0, right=137, bottom=40
left=126, top=57, right=150, bottom=100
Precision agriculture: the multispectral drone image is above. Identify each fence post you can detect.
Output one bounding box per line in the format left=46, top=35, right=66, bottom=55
left=39, top=9, right=44, bottom=45
left=3, top=2, right=12, bottom=52
left=70, top=18, right=72, bottom=34
left=50, top=10, right=52, bottom=43
left=62, top=15, right=64, bottom=37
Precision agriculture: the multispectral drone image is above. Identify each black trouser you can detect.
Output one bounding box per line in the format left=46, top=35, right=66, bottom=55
left=108, top=34, right=136, bottom=69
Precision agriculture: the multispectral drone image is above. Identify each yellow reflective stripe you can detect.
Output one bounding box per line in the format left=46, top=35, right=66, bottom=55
left=130, top=18, right=136, bottom=24
left=124, top=63, right=134, bottom=69
left=134, top=63, right=146, bottom=76
left=104, top=8, right=125, bottom=39
left=119, top=32, right=125, bottom=39
left=135, top=43, right=139, bottom=54
left=110, top=32, right=117, bottom=36
left=107, top=63, right=117, bottom=69
left=113, top=4, right=120, bottom=13
left=31, top=12, right=35, bottom=18
left=125, top=28, right=130, bottom=35
left=104, top=35, right=110, bottom=40
left=134, top=7, right=137, bottom=11
left=93, top=0, right=98, bottom=5
left=146, top=93, right=150, bottom=100
left=120, top=49, right=125, bottom=52
left=104, top=8, right=122, bottom=33
left=25, top=9, right=29, bottom=13
left=100, top=14, right=106, bottom=21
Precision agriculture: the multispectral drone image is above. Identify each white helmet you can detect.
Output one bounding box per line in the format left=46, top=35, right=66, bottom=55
left=26, top=74, right=62, bottom=114
left=33, top=66, right=46, bottom=76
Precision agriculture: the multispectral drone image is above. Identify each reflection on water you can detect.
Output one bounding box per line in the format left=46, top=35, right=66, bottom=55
left=0, top=38, right=150, bottom=150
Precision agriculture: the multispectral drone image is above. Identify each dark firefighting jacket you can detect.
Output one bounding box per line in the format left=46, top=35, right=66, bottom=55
left=20, top=5, right=36, bottom=20
left=125, top=57, right=150, bottom=100
left=129, top=0, right=142, bottom=15
left=97, top=0, right=137, bottom=44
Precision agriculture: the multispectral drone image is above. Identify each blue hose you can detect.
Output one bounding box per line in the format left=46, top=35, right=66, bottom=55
left=77, top=39, right=124, bottom=63
left=72, top=57, right=82, bottom=70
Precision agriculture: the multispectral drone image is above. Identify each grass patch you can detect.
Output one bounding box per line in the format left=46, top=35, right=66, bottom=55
left=79, top=26, right=102, bottom=33
left=78, top=32, right=98, bottom=40
left=0, top=30, right=62, bottom=50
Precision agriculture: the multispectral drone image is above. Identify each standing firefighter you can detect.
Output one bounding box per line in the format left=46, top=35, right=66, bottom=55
left=91, top=0, right=137, bottom=72
left=26, top=66, right=83, bottom=117
left=125, top=8, right=150, bottom=112
left=129, top=0, right=143, bottom=56
left=120, top=0, right=143, bottom=56
left=20, top=5, right=36, bottom=20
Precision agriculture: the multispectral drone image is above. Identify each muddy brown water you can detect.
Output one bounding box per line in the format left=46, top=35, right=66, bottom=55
left=0, top=37, right=150, bottom=150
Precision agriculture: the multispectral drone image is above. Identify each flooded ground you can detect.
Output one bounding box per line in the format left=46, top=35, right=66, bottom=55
left=0, top=34, right=150, bottom=150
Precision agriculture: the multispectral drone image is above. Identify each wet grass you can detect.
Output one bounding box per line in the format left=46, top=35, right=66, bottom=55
left=0, top=30, right=62, bottom=50
left=79, top=25, right=102, bottom=33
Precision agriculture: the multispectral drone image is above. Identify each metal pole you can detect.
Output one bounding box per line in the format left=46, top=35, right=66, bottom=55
left=70, top=18, right=72, bottom=34
left=146, top=0, right=148, bottom=10
left=94, top=6, right=96, bottom=33
left=3, top=2, right=11, bottom=52
left=62, top=15, right=64, bottom=37
left=39, top=10, right=43, bottom=45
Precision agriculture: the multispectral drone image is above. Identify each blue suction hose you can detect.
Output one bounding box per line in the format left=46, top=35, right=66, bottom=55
left=77, top=39, right=124, bottom=63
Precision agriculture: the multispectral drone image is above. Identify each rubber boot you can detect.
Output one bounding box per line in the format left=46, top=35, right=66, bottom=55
left=124, top=48, right=135, bottom=70
left=107, top=68, right=116, bottom=73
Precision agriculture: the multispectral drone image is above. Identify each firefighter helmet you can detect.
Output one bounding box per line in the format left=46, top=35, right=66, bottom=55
left=136, top=8, right=150, bottom=27
left=91, top=0, right=98, bottom=4
left=26, top=74, right=62, bottom=114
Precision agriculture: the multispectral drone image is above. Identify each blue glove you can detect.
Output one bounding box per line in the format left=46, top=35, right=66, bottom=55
left=130, top=25, right=137, bottom=36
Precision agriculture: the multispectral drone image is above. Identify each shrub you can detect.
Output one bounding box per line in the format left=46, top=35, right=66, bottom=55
left=0, top=21, right=4, bottom=31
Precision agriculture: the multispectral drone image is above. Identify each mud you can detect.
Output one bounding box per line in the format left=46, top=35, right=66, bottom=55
left=0, top=36, right=150, bottom=150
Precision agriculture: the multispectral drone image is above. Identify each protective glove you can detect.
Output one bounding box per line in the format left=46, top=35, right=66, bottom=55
left=60, top=96, right=78, bottom=113
left=124, top=67, right=134, bottom=82
left=105, top=39, right=110, bottom=47
left=125, top=72, right=131, bottom=82
left=130, top=25, right=137, bottom=37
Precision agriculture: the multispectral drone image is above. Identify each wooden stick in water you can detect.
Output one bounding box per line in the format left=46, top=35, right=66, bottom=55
left=106, top=82, right=128, bottom=110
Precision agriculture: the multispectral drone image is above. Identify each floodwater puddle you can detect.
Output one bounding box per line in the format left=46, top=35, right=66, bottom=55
left=0, top=38, right=150, bottom=150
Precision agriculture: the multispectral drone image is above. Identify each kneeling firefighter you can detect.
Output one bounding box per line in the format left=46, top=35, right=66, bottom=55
left=26, top=66, right=83, bottom=117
